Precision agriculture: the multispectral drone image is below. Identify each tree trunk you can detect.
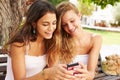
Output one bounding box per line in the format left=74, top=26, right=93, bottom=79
left=0, top=0, right=26, bottom=46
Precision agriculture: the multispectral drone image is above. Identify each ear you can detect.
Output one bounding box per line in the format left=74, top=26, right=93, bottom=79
left=32, top=22, right=36, bottom=28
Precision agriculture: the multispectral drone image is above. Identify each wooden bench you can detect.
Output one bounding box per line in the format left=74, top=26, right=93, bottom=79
left=0, top=54, right=7, bottom=80
left=0, top=54, right=120, bottom=80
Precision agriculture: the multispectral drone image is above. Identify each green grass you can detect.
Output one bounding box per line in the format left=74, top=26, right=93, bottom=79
left=84, top=28, right=120, bottom=45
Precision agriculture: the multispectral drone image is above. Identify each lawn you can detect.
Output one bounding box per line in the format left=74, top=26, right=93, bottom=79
left=84, top=28, right=120, bottom=45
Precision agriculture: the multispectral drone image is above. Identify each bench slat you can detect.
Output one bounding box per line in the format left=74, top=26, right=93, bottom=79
left=0, top=55, right=7, bottom=80
left=0, top=63, right=7, bottom=72
left=0, top=75, right=6, bottom=80
left=95, top=75, right=120, bottom=80
left=0, top=57, right=7, bottom=63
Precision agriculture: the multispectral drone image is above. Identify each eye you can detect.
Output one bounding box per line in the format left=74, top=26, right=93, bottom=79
left=62, top=24, right=67, bottom=28
left=43, top=23, right=48, bottom=26
left=53, top=21, right=57, bottom=25
left=70, top=20, right=74, bottom=23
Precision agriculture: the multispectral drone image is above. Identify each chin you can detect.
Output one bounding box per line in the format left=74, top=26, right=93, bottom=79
left=45, top=36, right=52, bottom=39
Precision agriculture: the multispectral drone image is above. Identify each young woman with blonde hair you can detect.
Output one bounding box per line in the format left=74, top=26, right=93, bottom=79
left=57, top=1, right=102, bottom=80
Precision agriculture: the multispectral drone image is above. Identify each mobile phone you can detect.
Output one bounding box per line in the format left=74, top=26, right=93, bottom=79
left=67, top=62, right=80, bottom=75
left=67, top=62, right=79, bottom=70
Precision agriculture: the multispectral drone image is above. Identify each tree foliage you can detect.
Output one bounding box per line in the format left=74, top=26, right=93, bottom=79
left=78, top=0, right=120, bottom=9
left=77, top=0, right=95, bottom=16
left=92, top=0, right=120, bottom=9
left=48, top=0, right=69, bottom=6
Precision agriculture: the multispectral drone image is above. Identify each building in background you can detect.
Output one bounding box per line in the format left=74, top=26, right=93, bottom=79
left=69, top=0, right=116, bottom=28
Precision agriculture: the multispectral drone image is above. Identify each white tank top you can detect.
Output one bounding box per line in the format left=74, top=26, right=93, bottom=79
left=72, top=54, right=89, bottom=65
left=5, top=46, right=46, bottom=80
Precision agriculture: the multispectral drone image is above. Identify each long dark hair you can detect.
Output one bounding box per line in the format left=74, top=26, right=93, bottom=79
left=4, top=0, right=61, bottom=67
left=6, top=0, right=57, bottom=44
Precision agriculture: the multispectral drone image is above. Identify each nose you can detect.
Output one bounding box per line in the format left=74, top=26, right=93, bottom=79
left=68, top=23, right=73, bottom=30
left=48, top=25, right=52, bottom=31
left=48, top=24, right=56, bottom=31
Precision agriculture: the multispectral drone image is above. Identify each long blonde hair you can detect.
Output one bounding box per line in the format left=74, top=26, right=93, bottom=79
left=45, top=19, right=62, bottom=67
left=56, top=1, right=79, bottom=63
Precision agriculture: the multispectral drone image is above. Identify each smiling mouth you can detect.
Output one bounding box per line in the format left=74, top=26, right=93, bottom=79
left=45, top=32, right=53, bottom=35
left=69, top=27, right=76, bottom=33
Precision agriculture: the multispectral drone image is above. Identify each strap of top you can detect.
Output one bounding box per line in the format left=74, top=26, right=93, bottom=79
left=26, top=45, right=29, bottom=55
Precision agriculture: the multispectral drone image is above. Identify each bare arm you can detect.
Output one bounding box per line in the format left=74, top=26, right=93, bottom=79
left=87, top=35, right=102, bottom=75
left=10, top=43, right=48, bottom=80
left=10, top=43, right=75, bottom=80
left=74, top=35, right=102, bottom=80
left=10, top=43, right=26, bottom=80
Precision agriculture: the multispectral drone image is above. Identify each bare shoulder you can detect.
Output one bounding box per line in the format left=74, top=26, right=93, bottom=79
left=92, top=34, right=102, bottom=41
left=9, top=42, right=26, bottom=56
left=11, top=42, right=25, bottom=50
left=91, top=34, right=103, bottom=46
left=86, top=31, right=102, bottom=41
left=12, top=42, right=24, bottom=46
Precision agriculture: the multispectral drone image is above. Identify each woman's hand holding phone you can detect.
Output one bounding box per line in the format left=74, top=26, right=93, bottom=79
left=67, top=62, right=81, bottom=75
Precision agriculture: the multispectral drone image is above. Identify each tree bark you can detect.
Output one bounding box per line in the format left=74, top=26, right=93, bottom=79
left=0, top=0, right=26, bottom=45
